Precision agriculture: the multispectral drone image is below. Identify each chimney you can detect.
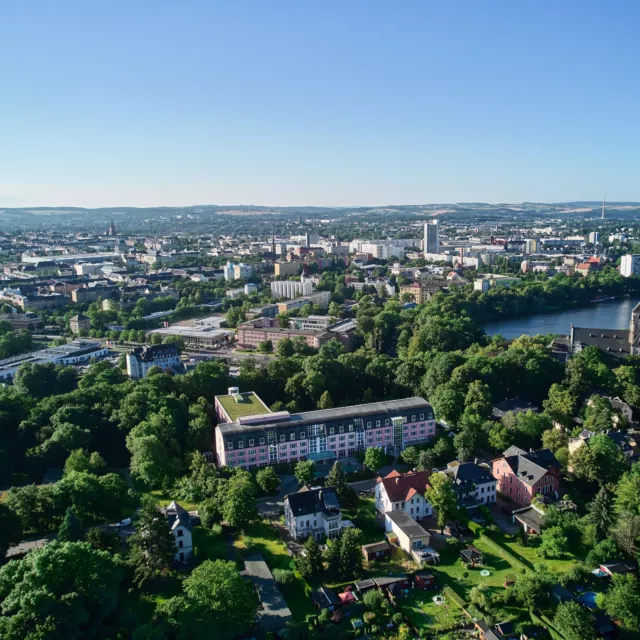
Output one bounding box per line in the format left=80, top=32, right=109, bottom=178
left=474, top=458, right=478, bottom=465
left=395, top=477, right=399, bottom=485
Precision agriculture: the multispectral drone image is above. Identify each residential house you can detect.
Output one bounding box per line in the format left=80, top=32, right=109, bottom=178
left=163, top=501, right=193, bottom=563
left=492, top=398, right=539, bottom=419
left=69, top=313, right=90, bottom=334
left=568, top=429, right=634, bottom=471
left=491, top=446, right=561, bottom=507
left=384, top=510, right=430, bottom=556
left=126, top=344, right=182, bottom=379
left=375, top=470, right=432, bottom=521
left=284, top=486, right=343, bottom=541
left=442, top=461, right=497, bottom=507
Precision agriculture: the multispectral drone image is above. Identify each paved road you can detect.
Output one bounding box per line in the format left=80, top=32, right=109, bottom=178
left=257, top=474, right=299, bottom=518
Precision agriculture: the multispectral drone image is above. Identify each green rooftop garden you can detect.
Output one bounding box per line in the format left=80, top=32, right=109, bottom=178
left=218, top=392, right=270, bottom=422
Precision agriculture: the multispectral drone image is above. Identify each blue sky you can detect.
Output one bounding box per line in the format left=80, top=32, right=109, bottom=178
left=0, top=1, right=638, bottom=207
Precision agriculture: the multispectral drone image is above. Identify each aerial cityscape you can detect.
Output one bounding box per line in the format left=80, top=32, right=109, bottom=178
left=1, top=2, right=640, bottom=640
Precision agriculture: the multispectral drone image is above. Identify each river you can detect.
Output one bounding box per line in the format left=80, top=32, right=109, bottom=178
left=483, top=297, right=640, bottom=340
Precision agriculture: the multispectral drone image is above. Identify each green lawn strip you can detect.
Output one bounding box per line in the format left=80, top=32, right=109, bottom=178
left=192, top=525, right=227, bottom=562
left=400, top=589, right=465, bottom=630
left=235, top=520, right=315, bottom=621
left=147, top=490, right=199, bottom=512
left=530, top=608, right=563, bottom=640
left=478, top=533, right=531, bottom=572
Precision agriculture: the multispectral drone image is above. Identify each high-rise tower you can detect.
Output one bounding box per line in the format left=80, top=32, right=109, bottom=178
left=423, top=219, right=439, bottom=256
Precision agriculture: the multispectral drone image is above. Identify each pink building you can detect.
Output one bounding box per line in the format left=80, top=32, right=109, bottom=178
left=214, top=389, right=436, bottom=470
left=491, top=446, right=561, bottom=507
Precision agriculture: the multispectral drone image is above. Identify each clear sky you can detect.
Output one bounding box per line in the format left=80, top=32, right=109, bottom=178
left=1, top=1, right=638, bottom=208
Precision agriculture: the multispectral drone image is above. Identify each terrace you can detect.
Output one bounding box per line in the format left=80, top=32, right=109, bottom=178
left=217, top=391, right=270, bottom=422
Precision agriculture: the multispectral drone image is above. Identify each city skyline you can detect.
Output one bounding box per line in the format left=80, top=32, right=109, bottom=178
left=1, top=1, right=639, bottom=208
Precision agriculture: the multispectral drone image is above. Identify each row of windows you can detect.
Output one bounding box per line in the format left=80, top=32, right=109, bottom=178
left=226, top=414, right=433, bottom=449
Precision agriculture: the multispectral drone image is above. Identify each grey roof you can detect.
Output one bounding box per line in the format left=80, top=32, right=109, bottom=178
left=285, top=486, right=340, bottom=518
left=164, top=501, right=192, bottom=531
left=513, top=506, right=545, bottom=533
left=385, top=510, right=430, bottom=541
left=446, top=462, right=494, bottom=490
left=572, top=327, right=631, bottom=357
left=243, top=554, right=292, bottom=630
left=362, top=541, right=391, bottom=554
left=217, top=396, right=433, bottom=435
left=502, top=448, right=560, bottom=486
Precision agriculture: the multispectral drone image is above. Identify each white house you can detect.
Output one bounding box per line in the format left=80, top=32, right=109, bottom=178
left=375, top=470, right=432, bottom=527
left=284, top=487, right=343, bottom=541
left=442, top=461, right=497, bottom=508
left=164, top=501, right=193, bottom=563
left=126, top=344, right=182, bottom=379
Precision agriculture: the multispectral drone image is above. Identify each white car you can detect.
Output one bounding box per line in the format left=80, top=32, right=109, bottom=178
left=115, top=518, right=132, bottom=528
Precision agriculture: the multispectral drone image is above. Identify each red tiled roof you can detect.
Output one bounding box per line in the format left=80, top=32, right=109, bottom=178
left=378, top=470, right=430, bottom=502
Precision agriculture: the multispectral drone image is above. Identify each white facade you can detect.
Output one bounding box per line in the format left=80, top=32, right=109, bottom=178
left=474, top=279, right=491, bottom=292
left=423, top=220, right=439, bottom=256
left=375, top=484, right=432, bottom=528
left=126, top=346, right=181, bottom=379
left=621, top=254, right=640, bottom=277
left=271, top=279, right=314, bottom=299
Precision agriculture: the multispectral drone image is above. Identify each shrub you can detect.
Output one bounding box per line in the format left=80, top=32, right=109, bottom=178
left=331, top=609, right=343, bottom=623
left=392, top=613, right=404, bottom=625
left=463, top=571, right=469, bottom=578
left=442, top=586, right=466, bottom=608
left=363, top=611, right=376, bottom=625
left=273, top=568, right=296, bottom=585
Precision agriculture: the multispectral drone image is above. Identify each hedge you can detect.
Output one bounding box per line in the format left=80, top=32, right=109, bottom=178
left=478, top=534, right=530, bottom=573
left=442, top=586, right=466, bottom=608
left=529, top=608, right=564, bottom=640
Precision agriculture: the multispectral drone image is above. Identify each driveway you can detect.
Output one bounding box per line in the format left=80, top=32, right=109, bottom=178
left=6, top=533, right=55, bottom=558
left=491, top=499, right=520, bottom=535
left=258, top=474, right=298, bottom=518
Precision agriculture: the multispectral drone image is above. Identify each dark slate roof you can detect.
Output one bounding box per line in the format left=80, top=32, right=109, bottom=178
left=285, top=486, right=340, bottom=518
left=129, top=344, right=180, bottom=362
left=513, top=506, right=545, bottom=533
left=217, top=396, right=433, bottom=435
left=492, top=398, right=538, bottom=416
left=445, top=462, right=494, bottom=490
left=572, top=327, right=631, bottom=357
left=502, top=448, right=560, bottom=486
left=362, top=541, right=390, bottom=554
left=385, top=510, right=430, bottom=542
left=164, top=501, right=192, bottom=531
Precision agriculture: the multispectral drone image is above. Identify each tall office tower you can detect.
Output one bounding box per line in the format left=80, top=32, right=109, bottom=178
left=423, top=220, right=439, bottom=256
left=620, top=254, right=640, bottom=278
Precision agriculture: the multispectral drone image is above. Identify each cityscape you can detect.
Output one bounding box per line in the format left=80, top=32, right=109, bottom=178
left=1, top=2, right=640, bottom=640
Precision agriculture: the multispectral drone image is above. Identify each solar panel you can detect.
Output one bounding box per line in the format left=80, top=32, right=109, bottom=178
left=322, top=492, right=340, bottom=509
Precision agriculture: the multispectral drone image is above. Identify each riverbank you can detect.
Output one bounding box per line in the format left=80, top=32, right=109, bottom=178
left=483, top=297, right=640, bottom=340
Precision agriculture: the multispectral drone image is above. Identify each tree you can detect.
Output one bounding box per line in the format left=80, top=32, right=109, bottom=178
left=416, top=449, right=435, bottom=472
left=182, top=559, right=258, bottom=638
left=317, top=390, right=334, bottom=409
left=326, top=461, right=348, bottom=498
left=539, top=526, right=568, bottom=558
left=541, top=428, right=568, bottom=453
left=612, top=514, right=640, bottom=557
left=256, top=466, right=280, bottom=495
left=570, top=433, right=626, bottom=485
left=401, top=446, right=419, bottom=467
left=223, top=469, right=258, bottom=529
left=464, top=380, right=492, bottom=418
left=586, top=487, right=614, bottom=540
left=488, top=421, right=514, bottom=452
left=294, top=460, right=316, bottom=487
left=328, top=527, right=362, bottom=580
left=295, top=534, right=324, bottom=580
left=364, top=447, right=386, bottom=473
left=430, top=383, right=465, bottom=425
left=615, top=463, right=640, bottom=516
left=362, top=588, right=386, bottom=610
left=129, top=497, right=177, bottom=586
left=511, top=571, right=552, bottom=608
left=553, top=602, right=596, bottom=640
left=64, top=449, right=106, bottom=476
left=0, top=540, right=123, bottom=640
left=58, top=507, right=84, bottom=542
left=543, top=384, right=577, bottom=428
left=0, top=504, right=22, bottom=559
left=276, top=338, right=295, bottom=357
left=426, top=472, right=457, bottom=531
left=596, top=573, right=640, bottom=631
left=583, top=395, right=613, bottom=433
left=257, top=340, right=273, bottom=353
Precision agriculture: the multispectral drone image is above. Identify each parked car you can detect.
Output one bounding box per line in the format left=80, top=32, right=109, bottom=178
left=115, top=517, right=132, bottom=528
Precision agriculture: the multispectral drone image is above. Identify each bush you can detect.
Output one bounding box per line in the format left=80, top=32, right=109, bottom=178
left=463, top=571, right=469, bottom=578
left=273, top=568, right=296, bottom=585
left=363, top=611, right=376, bottom=625
left=442, top=586, right=466, bottom=608
left=392, top=613, right=404, bottom=625
left=362, top=588, right=386, bottom=610
left=331, top=609, right=343, bottom=623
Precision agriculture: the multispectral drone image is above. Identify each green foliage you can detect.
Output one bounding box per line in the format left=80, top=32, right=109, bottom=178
left=129, top=496, right=177, bottom=586
left=0, top=504, right=22, bottom=559
left=553, top=602, right=595, bottom=640
left=596, top=573, right=640, bottom=630
left=295, top=535, right=324, bottom=580
left=256, top=466, right=280, bottom=494
left=327, top=527, right=363, bottom=581
left=222, top=469, right=258, bottom=529
left=426, top=472, right=458, bottom=529
left=570, top=432, right=626, bottom=485
left=586, top=486, right=614, bottom=539
left=539, top=526, right=568, bottom=558
left=511, top=570, right=552, bottom=608
left=294, top=460, right=316, bottom=487
left=0, top=540, right=123, bottom=640
left=64, top=449, right=107, bottom=476
left=58, top=507, right=84, bottom=542
left=363, top=447, right=386, bottom=473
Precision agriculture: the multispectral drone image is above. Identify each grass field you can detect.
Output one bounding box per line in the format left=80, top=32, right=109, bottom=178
left=400, top=590, right=465, bottom=630
left=148, top=490, right=199, bottom=512
left=235, top=520, right=315, bottom=621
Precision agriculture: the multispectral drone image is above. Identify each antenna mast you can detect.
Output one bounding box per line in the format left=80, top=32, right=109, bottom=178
left=601, top=196, right=605, bottom=220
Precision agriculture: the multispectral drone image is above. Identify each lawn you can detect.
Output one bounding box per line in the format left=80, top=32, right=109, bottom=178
left=235, top=520, right=315, bottom=621
left=399, top=589, right=465, bottom=630
left=342, top=496, right=384, bottom=545
left=500, top=534, right=580, bottom=575
left=217, top=391, right=269, bottom=421
left=148, top=489, right=199, bottom=512
left=192, top=525, right=227, bottom=562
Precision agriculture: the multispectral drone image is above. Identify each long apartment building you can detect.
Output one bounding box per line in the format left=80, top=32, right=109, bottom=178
left=271, top=279, right=313, bottom=299
left=214, top=389, right=436, bottom=470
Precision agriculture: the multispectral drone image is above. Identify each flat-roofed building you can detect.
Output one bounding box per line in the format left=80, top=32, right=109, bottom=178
left=214, top=391, right=435, bottom=470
